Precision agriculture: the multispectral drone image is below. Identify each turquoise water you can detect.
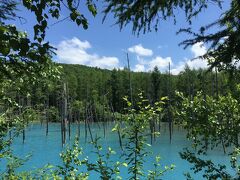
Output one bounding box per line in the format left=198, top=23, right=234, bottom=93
left=2, top=123, right=232, bottom=179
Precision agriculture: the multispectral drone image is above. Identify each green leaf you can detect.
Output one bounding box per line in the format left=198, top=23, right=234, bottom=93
left=0, top=26, right=7, bottom=32
left=70, top=12, right=78, bottom=21
left=76, top=18, right=82, bottom=26
left=122, top=163, right=128, bottom=167
left=88, top=4, right=97, bottom=16
left=1, top=47, right=10, bottom=56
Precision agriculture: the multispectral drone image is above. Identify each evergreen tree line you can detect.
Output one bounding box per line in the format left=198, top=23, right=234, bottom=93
left=27, top=63, right=240, bottom=123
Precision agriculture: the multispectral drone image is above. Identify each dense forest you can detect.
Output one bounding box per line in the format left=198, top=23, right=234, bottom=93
left=61, top=64, right=240, bottom=110
left=28, top=63, right=240, bottom=121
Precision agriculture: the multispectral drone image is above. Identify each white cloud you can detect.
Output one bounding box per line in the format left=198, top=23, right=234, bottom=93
left=89, top=56, right=119, bottom=69
left=56, top=40, right=209, bottom=74
left=128, top=44, right=153, bottom=57
left=171, top=43, right=209, bottom=74
left=191, top=42, right=207, bottom=57
left=157, top=45, right=168, bottom=49
left=188, top=42, right=208, bottom=69
left=171, top=66, right=184, bottom=75
left=232, top=59, right=240, bottom=67
left=64, top=37, right=91, bottom=49
left=171, top=58, right=208, bottom=75
left=148, top=56, right=172, bottom=71
left=186, top=58, right=208, bottom=69
left=136, top=55, right=147, bottom=64
left=171, top=62, right=185, bottom=75
left=131, top=43, right=209, bottom=75
left=56, top=37, right=119, bottom=69
left=134, top=64, right=145, bottom=72
left=127, top=42, right=209, bottom=74
left=132, top=56, right=173, bottom=72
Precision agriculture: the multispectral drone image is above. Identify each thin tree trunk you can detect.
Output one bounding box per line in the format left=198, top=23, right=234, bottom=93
left=110, top=103, right=123, bottom=150
left=85, top=104, right=88, bottom=143
left=167, top=62, right=172, bottom=143
left=86, top=107, right=94, bottom=142
left=102, top=104, right=106, bottom=139
left=127, top=53, right=133, bottom=105
left=61, top=83, right=67, bottom=145
left=46, top=93, right=49, bottom=136
left=77, top=111, right=80, bottom=138
left=68, top=110, right=71, bottom=140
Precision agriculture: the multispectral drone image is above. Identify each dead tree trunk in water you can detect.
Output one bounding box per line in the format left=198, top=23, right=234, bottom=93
left=77, top=110, right=81, bottom=138
left=102, top=103, right=106, bottom=139
left=84, top=104, right=88, bottom=143
left=93, top=102, right=101, bottom=129
left=46, top=93, right=49, bottom=136
left=59, top=94, right=64, bottom=146
left=150, top=118, right=154, bottom=144
left=22, top=97, right=25, bottom=143
left=67, top=84, right=71, bottom=141
left=61, top=83, right=67, bottom=146
left=201, top=73, right=209, bottom=152
left=215, top=68, right=226, bottom=154
left=215, top=68, right=219, bottom=98
left=127, top=53, right=133, bottom=105
left=68, top=109, right=71, bottom=141
left=86, top=105, right=94, bottom=142
left=110, top=103, right=123, bottom=150
left=18, top=95, right=25, bottom=144
left=167, top=63, right=172, bottom=143
left=158, top=114, right=161, bottom=132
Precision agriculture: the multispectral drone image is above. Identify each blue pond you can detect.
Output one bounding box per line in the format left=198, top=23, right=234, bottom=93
left=2, top=123, right=232, bottom=179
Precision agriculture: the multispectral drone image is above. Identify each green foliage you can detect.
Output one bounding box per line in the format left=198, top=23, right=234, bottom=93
left=22, top=0, right=97, bottom=42
left=178, top=0, right=240, bottom=69
left=0, top=107, right=43, bottom=179
left=150, top=66, right=161, bottom=103
left=54, top=136, right=123, bottom=180
left=22, top=107, right=41, bottom=123
left=0, top=23, right=55, bottom=81
left=84, top=137, right=123, bottom=180
left=103, top=0, right=239, bottom=69
left=0, top=0, right=17, bottom=21
left=180, top=147, right=240, bottom=179
left=54, top=137, right=89, bottom=179
left=103, top=0, right=221, bottom=35
left=175, top=91, right=240, bottom=153
left=3, top=154, right=31, bottom=179
left=0, top=6, right=61, bottom=165
left=0, top=108, right=25, bottom=151
left=17, top=164, right=55, bottom=179
left=109, top=69, right=121, bottom=112
left=147, top=155, right=175, bottom=180
left=0, top=0, right=98, bottom=179
left=175, top=90, right=240, bottom=179
left=61, top=64, right=240, bottom=116
left=120, top=93, right=174, bottom=179
left=47, top=106, right=60, bottom=122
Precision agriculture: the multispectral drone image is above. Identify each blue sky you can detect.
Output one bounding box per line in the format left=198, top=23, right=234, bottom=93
left=13, top=1, right=230, bottom=74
